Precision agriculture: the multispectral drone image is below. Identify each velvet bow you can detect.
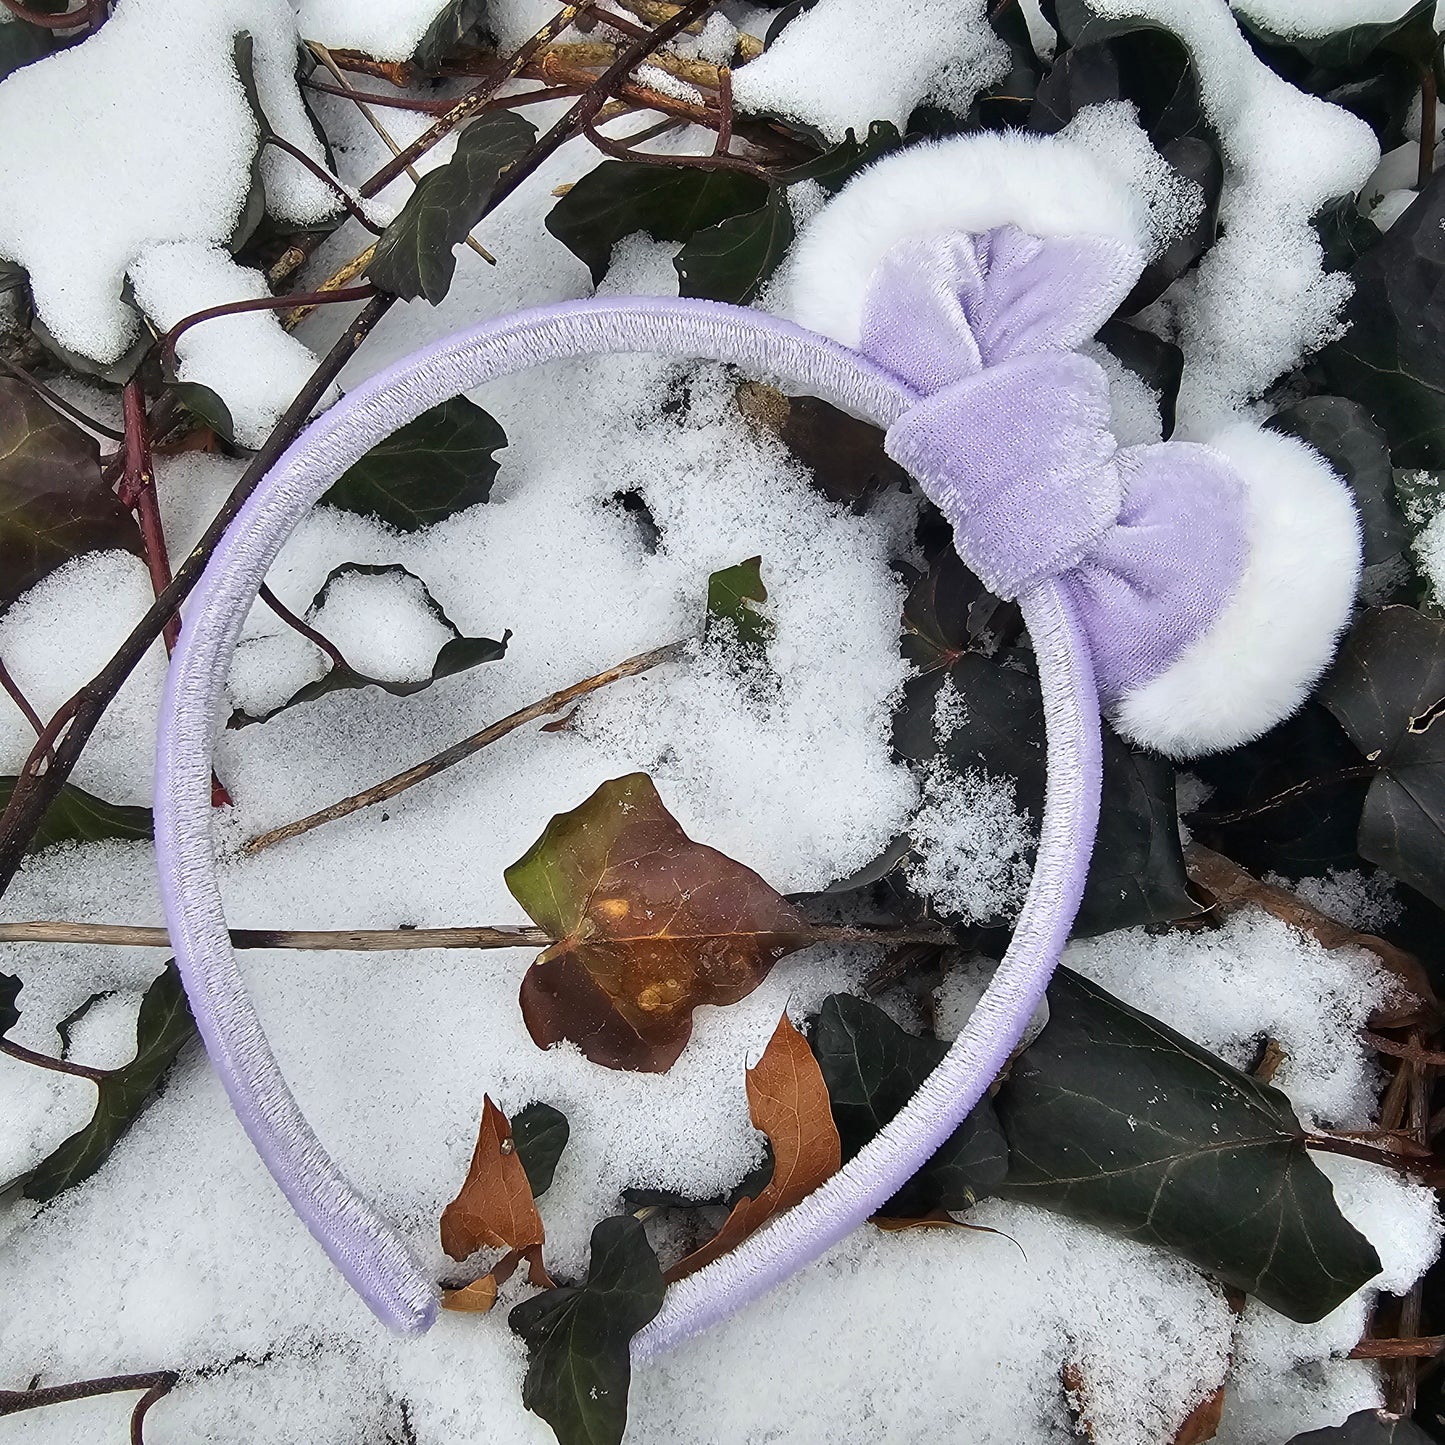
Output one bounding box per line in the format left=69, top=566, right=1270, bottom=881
left=859, top=229, right=1249, bottom=703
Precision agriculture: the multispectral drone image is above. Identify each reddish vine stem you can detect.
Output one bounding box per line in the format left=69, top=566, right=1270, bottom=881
left=0, top=657, right=48, bottom=749
left=0, top=1370, right=178, bottom=1445
left=158, top=285, right=376, bottom=373
left=301, top=79, right=455, bottom=114
left=262, top=134, right=384, bottom=234
left=119, top=380, right=180, bottom=654
left=0, top=0, right=105, bottom=27
left=1304, top=1129, right=1437, bottom=1180
left=258, top=583, right=351, bottom=673
left=0, top=355, right=124, bottom=441
left=1420, top=65, right=1437, bottom=190
left=0, top=1035, right=108, bottom=1082
left=583, top=116, right=769, bottom=177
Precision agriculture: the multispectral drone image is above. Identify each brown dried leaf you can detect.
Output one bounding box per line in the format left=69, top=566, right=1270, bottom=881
left=666, top=1013, right=841, bottom=1280
left=1185, top=844, right=1439, bottom=1028
left=1171, top=1384, right=1226, bottom=1445
left=441, top=1275, right=499, bottom=1313
left=507, top=773, right=811, bottom=1072
left=440, top=1096, right=546, bottom=1261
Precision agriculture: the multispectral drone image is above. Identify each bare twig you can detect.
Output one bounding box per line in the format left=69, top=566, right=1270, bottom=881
left=0, top=356, right=124, bottom=441
left=119, top=380, right=180, bottom=654
left=158, top=285, right=376, bottom=372
left=0, top=919, right=956, bottom=950
left=279, top=249, right=377, bottom=331
left=1350, top=1336, right=1445, bottom=1360
left=0, top=1370, right=177, bottom=1445
left=302, top=79, right=454, bottom=115
left=258, top=583, right=351, bottom=673
left=243, top=638, right=687, bottom=854
left=0, top=656, right=48, bottom=748
left=263, top=134, right=384, bottom=234
left=582, top=115, right=769, bottom=177
left=0, top=1035, right=108, bottom=1081
left=715, top=64, right=733, bottom=155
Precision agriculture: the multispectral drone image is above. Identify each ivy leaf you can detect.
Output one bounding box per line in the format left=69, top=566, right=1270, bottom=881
left=0, top=777, right=152, bottom=853
left=1097, top=318, right=1184, bottom=437
left=778, top=120, right=902, bottom=194
left=705, top=555, right=770, bottom=651
left=1240, top=0, right=1437, bottom=71
left=1286, top=1409, right=1436, bottom=1444
left=1124, top=136, right=1222, bottom=312
left=321, top=396, right=506, bottom=531
left=1269, top=397, right=1409, bottom=569
left=0, top=376, right=141, bottom=615
left=230, top=563, right=509, bottom=726
left=667, top=1012, right=841, bottom=1279
left=509, top=1215, right=665, bottom=1445
left=24, top=961, right=197, bottom=1202
left=441, top=1095, right=546, bottom=1260
left=506, top=773, right=810, bottom=1072
left=996, top=968, right=1381, bottom=1322
left=368, top=111, right=538, bottom=304
left=1315, top=194, right=1384, bottom=274
left=410, top=0, right=486, bottom=71
left=0, top=17, right=51, bottom=83
left=546, top=162, right=767, bottom=286
left=675, top=186, right=794, bottom=305
left=1322, top=163, right=1445, bottom=466
left=1320, top=605, right=1445, bottom=908
left=512, top=1101, right=569, bottom=1198
left=810, top=993, right=1008, bottom=1219
left=0, top=969, right=19, bottom=1037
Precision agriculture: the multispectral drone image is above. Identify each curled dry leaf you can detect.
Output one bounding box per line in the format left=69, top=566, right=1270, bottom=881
left=442, top=1275, right=499, bottom=1313
left=440, top=1096, right=546, bottom=1261
left=507, top=773, right=811, bottom=1072
left=666, top=1012, right=841, bottom=1281
left=1185, top=843, right=1439, bottom=1028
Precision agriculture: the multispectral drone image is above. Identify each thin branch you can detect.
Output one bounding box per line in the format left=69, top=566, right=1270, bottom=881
left=1191, top=765, right=1376, bottom=827
left=715, top=64, right=732, bottom=156
left=258, top=583, right=350, bottom=673
left=0, top=919, right=956, bottom=951
left=0, top=294, right=397, bottom=895
left=158, top=285, right=376, bottom=372
left=244, top=638, right=687, bottom=854
left=582, top=116, right=769, bottom=177
left=0, top=1371, right=178, bottom=1442
left=0, top=656, right=48, bottom=747
left=0, top=0, right=105, bottom=28
left=263, top=134, right=384, bottom=234
left=1303, top=1130, right=1437, bottom=1180
left=0, top=356, right=124, bottom=441
left=0, top=1036, right=108, bottom=1082
left=301, top=79, right=454, bottom=114
left=1350, top=1336, right=1445, bottom=1360
left=119, top=380, right=180, bottom=654
left=1420, top=64, right=1437, bottom=190
left=361, top=3, right=591, bottom=198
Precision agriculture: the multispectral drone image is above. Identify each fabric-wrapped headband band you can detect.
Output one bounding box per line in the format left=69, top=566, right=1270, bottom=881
left=152, top=132, right=1363, bottom=1354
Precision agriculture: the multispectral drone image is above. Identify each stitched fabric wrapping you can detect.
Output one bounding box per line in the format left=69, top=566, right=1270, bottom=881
left=859, top=227, right=1250, bottom=703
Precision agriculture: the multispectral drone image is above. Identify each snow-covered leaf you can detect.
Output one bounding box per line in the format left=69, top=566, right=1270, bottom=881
left=321, top=395, right=506, bottom=531
left=0, top=376, right=141, bottom=615
left=676, top=186, right=794, bottom=305
left=705, top=554, right=770, bottom=651
left=667, top=1011, right=840, bottom=1278
left=509, top=1215, right=664, bottom=1445
left=546, top=162, right=767, bottom=286
left=410, top=0, right=486, bottom=72
left=1239, top=0, right=1438, bottom=73
left=1321, top=604, right=1445, bottom=908
left=997, top=968, right=1381, bottom=1322
left=0, top=777, right=152, bottom=853
left=507, top=772, right=810, bottom=1072
left=22, top=961, right=197, bottom=1202
left=810, top=993, right=1007, bottom=1219
left=368, top=110, right=538, bottom=304
left=779, top=120, right=902, bottom=193
left=0, top=17, right=51, bottom=83
left=1286, top=1408, right=1435, bottom=1443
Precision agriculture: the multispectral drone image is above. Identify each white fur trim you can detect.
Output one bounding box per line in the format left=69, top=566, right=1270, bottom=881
left=779, top=131, right=1151, bottom=348
left=1110, top=422, right=1362, bottom=759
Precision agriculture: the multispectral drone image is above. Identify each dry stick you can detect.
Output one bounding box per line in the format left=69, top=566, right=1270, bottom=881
left=361, top=2, right=591, bottom=198
left=1193, top=764, right=1377, bottom=828
left=1351, top=1336, right=1445, bottom=1360
left=0, top=5, right=716, bottom=894
left=0, top=355, right=125, bottom=441
left=280, top=248, right=378, bottom=331
left=0, top=1370, right=178, bottom=1445
left=307, top=42, right=497, bottom=266
left=244, top=638, right=687, bottom=854
left=0, top=295, right=395, bottom=893
left=0, top=920, right=955, bottom=950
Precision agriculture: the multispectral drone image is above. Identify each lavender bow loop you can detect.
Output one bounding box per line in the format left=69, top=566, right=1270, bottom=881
left=859, top=229, right=1250, bottom=699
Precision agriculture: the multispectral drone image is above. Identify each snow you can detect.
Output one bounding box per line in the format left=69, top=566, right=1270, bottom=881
left=294, top=0, right=455, bottom=61
left=730, top=0, right=1010, bottom=142
left=1231, top=0, right=1445, bottom=33
left=0, top=6, right=1440, bottom=1444
left=1090, top=0, right=1382, bottom=433
left=1283, top=869, right=1403, bottom=935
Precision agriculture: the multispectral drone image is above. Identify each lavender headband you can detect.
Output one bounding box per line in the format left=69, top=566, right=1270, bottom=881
left=153, top=134, right=1363, bottom=1351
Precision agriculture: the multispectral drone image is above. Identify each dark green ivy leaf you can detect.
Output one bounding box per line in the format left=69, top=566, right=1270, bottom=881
left=0, top=777, right=152, bottom=854
left=322, top=396, right=507, bottom=530
left=0, top=970, right=19, bottom=1038
left=24, top=961, right=197, bottom=1202
left=811, top=993, right=1008, bottom=1218
left=512, top=1100, right=569, bottom=1198
left=1321, top=605, right=1445, bottom=908
left=779, top=120, right=903, bottom=194
left=1268, top=397, right=1409, bottom=568
left=410, top=0, right=487, bottom=71
left=1322, top=163, right=1445, bottom=466
left=509, top=1214, right=665, bottom=1445
left=171, top=381, right=236, bottom=444
left=0, top=16, right=52, bottom=83
left=1097, top=318, right=1184, bottom=437
left=1287, top=1409, right=1436, bottom=1444
left=369, top=111, right=538, bottom=304
left=705, top=555, right=770, bottom=650
left=230, top=563, right=509, bottom=726
left=1315, top=195, right=1384, bottom=274
left=1241, top=0, right=1437, bottom=72
left=546, top=162, right=767, bottom=286
left=0, top=376, right=142, bottom=615
left=997, top=968, right=1381, bottom=1322
left=675, top=187, right=794, bottom=305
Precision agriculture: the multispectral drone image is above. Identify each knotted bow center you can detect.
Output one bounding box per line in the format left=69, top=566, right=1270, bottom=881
left=858, top=228, right=1250, bottom=703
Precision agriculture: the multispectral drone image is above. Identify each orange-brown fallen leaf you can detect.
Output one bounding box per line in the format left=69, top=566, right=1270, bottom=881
left=442, top=1275, right=499, bottom=1313
left=440, top=1096, right=546, bottom=1262
left=508, top=773, right=812, bottom=1072
left=666, top=1013, right=841, bottom=1281
left=440, top=1243, right=555, bottom=1315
